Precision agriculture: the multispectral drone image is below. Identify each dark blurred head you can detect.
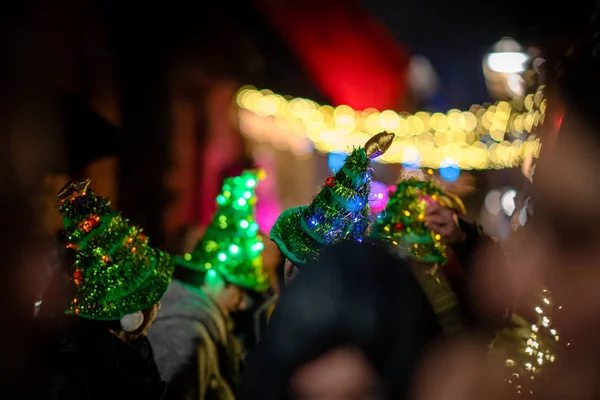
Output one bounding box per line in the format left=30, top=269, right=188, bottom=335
left=533, top=2, right=600, bottom=254
left=251, top=241, right=442, bottom=399
left=499, top=0, right=600, bottom=359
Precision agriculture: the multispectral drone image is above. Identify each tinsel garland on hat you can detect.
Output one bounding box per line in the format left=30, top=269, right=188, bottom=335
left=370, top=176, right=466, bottom=265
left=58, top=179, right=174, bottom=321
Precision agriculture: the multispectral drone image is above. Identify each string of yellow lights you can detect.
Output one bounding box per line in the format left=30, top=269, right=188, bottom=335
left=236, top=85, right=546, bottom=169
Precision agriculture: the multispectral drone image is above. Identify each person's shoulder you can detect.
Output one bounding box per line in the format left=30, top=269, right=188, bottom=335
left=148, top=311, right=205, bottom=351
left=148, top=317, right=216, bottom=383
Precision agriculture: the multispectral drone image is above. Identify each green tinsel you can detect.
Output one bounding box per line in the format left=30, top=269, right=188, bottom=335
left=177, top=170, right=269, bottom=292
left=271, top=131, right=395, bottom=265
left=57, top=179, right=174, bottom=321
left=370, top=178, right=452, bottom=264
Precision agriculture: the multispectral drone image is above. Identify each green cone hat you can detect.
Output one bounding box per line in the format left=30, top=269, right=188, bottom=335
left=57, top=179, right=174, bottom=321
left=270, top=131, right=395, bottom=265
left=175, top=170, right=269, bottom=292
left=370, top=177, right=466, bottom=264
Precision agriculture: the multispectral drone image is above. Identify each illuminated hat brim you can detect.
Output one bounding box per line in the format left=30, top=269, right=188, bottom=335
left=173, top=254, right=269, bottom=292
left=68, top=248, right=174, bottom=320
left=269, top=206, right=322, bottom=266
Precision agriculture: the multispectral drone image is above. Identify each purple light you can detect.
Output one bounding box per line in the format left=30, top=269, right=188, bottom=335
left=369, top=181, right=389, bottom=214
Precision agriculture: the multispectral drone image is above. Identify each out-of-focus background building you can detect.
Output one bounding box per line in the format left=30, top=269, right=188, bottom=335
left=2, top=0, right=594, bottom=282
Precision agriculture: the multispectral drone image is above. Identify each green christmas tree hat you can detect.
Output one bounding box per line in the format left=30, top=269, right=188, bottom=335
left=270, top=131, right=395, bottom=266
left=57, top=179, right=175, bottom=323
left=176, top=170, right=269, bottom=292
left=370, top=177, right=466, bottom=264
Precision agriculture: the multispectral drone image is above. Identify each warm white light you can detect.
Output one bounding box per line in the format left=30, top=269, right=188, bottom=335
left=486, top=52, right=528, bottom=73
left=501, top=189, right=517, bottom=216
left=506, top=73, right=525, bottom=97
left=237, top=86, right=545, bottom=168
left=485, top=189, right=502, bottom=215
left=492, top=37, right=523, bottom=53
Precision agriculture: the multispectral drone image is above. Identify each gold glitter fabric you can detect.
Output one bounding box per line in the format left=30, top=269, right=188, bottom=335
left=58, top=179, right=175, bottom=321
left=175, top=170, right=269, bottom=292
left=270, top=132, right=395, bottom=265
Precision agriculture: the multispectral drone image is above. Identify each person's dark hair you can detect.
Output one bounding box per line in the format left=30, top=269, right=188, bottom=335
left=172, top=264, right=207, bottom=288
left=246, top=241, right=442, bottom=399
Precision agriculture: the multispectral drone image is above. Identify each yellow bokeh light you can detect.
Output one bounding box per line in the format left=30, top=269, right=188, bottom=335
left=236, top=85, right=545, bottom=169
left=380, top=109, right=400, bottom=131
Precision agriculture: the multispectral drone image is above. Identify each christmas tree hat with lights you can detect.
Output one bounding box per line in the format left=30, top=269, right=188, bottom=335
left=176, top=170, right=269, bottom=292
left=270, top=131, right=395, bottom=266
left=370, top=177, right=466, bottom=265
left=57, top=179, right=174, bottom=330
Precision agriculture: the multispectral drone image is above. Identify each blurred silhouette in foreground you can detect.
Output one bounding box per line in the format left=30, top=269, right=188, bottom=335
left=242, top=241, right=442, bottom=399
left=413, top=3, right=600, bottom=398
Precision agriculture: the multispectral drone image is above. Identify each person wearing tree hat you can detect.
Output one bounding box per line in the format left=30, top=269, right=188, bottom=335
left=35, top=179, right=175, bottom=400
left=270, top=131, right=395, bottom=288
left=148, top=169, right=269, bottom=399
left=370, top=177, right=469, bottom=335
